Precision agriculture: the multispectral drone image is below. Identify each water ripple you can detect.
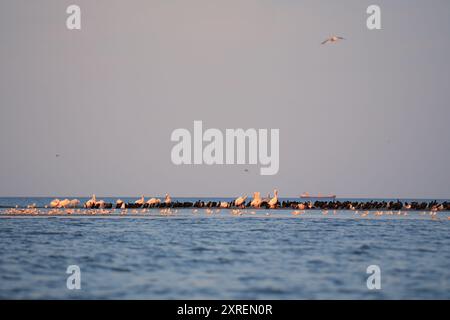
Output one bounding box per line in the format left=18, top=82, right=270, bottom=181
left=0, top=209, right=449, bottom=299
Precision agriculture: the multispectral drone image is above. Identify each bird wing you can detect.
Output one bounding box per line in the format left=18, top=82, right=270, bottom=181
left=321, top=39, right=330, bottom=45
left=337, top=36, right=345, bottom=40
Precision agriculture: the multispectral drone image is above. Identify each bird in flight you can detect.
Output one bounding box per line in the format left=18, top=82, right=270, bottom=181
left=321, top=35, right=345, bottom=45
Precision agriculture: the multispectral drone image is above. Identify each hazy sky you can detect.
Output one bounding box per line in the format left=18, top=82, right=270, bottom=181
left=1, top=0, right=449, bottom=198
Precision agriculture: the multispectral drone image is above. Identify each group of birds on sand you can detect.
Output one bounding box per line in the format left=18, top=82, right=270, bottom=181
left=2, top=188, right=450, bottom=221
left=49, top=198, right=80, bottom=208
left=43, top=191, right=450, bottom=212
left=45, top=194, right=171, bottom=209
left=49, top=190, right=280, bottom=210
left=239, top=190, right=279, bottom=209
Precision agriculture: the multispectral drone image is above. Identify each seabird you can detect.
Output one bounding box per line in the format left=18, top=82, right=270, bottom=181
left=321, top=35, right=345, bottom=45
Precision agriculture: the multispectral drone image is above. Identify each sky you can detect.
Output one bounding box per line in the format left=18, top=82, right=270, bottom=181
left=1, top=0, right=449, bottom=198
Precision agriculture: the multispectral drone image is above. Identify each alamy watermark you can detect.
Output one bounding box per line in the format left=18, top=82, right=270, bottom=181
left=66, top=5, right=81, bottom=30
left=367, top=5, right=382, bottom=30
left=366, top=265, right=381, bottom=290
left=66, top=265, right=81, bottom=290
left=171, top=121, right=279, bottom=175
left=65, top=4, right=381, bottom=31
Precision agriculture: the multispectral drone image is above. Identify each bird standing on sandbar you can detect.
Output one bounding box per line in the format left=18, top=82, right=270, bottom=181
left=250, top=192, right=262, bottom=208
left=268, top=189, right=279, bottom=209
left=135, top=196, right=145, bottom=206
left=164, top=194, right=171, bottom=205
left=234, top=195, right=247, bottom=208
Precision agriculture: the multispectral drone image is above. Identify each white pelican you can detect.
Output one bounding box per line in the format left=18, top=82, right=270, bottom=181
left=50, top=199, right=60, bottom=208
left=165, top=194, right=171, bottom=205
left=321, top=35, right=345, bottom=45
left=59, top=199, right=71, bottom=208
left=250, top=192, right=262, bottom=208
left=220, top=201, right=230, bottom=208
left=146, top=198, right=161, bottom=206
left=68, top=199, right=80, bottom=208
left=268, top=189, right=279, bottom=209
left=135, top=196, right=145, bottom=206
left=234, top=195, right=247, bottom=207
left=85, top=194, right=97, bottom=208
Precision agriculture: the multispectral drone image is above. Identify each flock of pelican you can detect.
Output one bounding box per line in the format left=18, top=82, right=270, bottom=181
left=1, top=189, right=449, bottom=221
left=45, top=194, right=172, bottom=209
left=43, top=190, right=279, bottom=210
left=232, top=190, right=279, bottom=209
left=44, top=190, right=279, bottom=210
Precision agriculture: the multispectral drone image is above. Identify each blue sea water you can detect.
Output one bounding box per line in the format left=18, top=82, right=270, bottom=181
left=0, top=197, right=449, bottom=299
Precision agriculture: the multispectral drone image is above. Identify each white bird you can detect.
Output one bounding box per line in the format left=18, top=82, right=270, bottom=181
left=268, top=189, right=279, bottom=209
left=146, top=198, right=161, bottom=206
left=69, top=199, right=80, bottom=208
left=234, top=195, right=247, bottom=207
left=321, top=35, right=345, bottom=45
left=58, top=199, right=71, bottom=208
left=250, top=192, right=262, bottom=208
left=50, top=199, right=60, bottom=208
left=135, top=196, right=145, bottom=206
left=85, top=194, right=97, bottom=208
left=220, top=201, right=230, bottom=208
left=164, top=194, right=171, bottom=205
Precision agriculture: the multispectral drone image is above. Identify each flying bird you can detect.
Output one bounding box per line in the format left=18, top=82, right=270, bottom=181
left=321, top=35, right=345, bottom=45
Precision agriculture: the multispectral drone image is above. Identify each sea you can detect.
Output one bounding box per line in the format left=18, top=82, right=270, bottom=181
left=0, top=197, right=449, bottom=299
